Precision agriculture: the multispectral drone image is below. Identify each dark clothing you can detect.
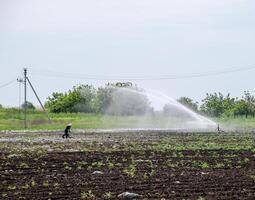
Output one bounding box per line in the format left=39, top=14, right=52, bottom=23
left=62, top=125, right=71, bottom=138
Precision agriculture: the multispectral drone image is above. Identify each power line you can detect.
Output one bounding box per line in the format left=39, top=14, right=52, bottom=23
left=28, top=64, right=255, bottom=81
left=0, top=79, right=16, bottom=89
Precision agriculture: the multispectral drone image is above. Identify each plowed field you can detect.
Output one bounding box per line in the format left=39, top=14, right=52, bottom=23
left=0, top=131, right=255, bottom=199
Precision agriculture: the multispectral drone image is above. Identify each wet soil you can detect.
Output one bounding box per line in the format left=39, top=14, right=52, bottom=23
left=0, top=131, right=255, bottom=199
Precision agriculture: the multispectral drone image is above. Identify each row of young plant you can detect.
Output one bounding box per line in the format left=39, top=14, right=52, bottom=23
left=2, top=149, right=253, bottom=199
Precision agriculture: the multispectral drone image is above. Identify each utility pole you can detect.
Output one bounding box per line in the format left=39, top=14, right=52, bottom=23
left=17, top=78, right=23, bottom=116
left=24, top=68, right=27, bottom=129
left=19, top=68, right=50, bottom=128
left=26, top=77, right=51, bottom=122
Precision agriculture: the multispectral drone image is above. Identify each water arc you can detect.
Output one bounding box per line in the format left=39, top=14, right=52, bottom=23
left=101, top=86, right=217, bottom=130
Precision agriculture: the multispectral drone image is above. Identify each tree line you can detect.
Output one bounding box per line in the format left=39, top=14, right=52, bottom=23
left=1, top=83, right=254, bottom=118
left=44, top=83, right=255, bottom=118
left=178, top=91, right=255, bottom=118
left=44, top=83, right=152, bottom=116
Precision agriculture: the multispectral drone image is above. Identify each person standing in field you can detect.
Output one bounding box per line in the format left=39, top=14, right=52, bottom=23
left=62, top=123, right=72, bottom=138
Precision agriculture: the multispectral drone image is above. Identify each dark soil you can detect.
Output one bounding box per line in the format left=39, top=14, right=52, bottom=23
left=0, top=131, right=255, bottom=199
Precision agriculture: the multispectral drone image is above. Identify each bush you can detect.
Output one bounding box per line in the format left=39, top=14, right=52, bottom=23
left=21, top=101, right=35, bottom=110
left=45, top=85, right=97, bottom=113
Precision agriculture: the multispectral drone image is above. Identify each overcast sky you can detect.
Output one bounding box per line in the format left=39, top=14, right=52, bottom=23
left=0, top=0, right=255, bottom=107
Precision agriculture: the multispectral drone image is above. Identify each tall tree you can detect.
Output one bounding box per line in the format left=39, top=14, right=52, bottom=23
left=200, top=93, right=235, bottom=117
left=177, top=97, right=199, bottom=112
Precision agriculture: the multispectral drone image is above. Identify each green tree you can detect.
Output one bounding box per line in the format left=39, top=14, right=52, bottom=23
left=243, top=91, right=255, bottom=117
left=200, top=93, right=236, bottom=117
left=73, top=85, right=97, bottom=113
left=44, top=92, right=65, bottom=113
left=231, top=99, right=249, bottom=117
left=107, top=82, right=134, bottom=88
left=177, top=97, right=198, bottom=112
left=105, top=88, right=151, bottom=116
left=95, top=86, right=114, bottom=113
left=22, top=101, right=35, bottom=110
left=95, top=82, right=151, bottom=116
left=101, top=83, right=151, bottom=116
left=45, top=85, right=97, bottom=113
left=225, top=92, right=255, bottom=118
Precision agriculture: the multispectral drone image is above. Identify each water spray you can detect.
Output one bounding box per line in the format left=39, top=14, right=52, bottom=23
left=99, top=86, right=217, bottom=130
